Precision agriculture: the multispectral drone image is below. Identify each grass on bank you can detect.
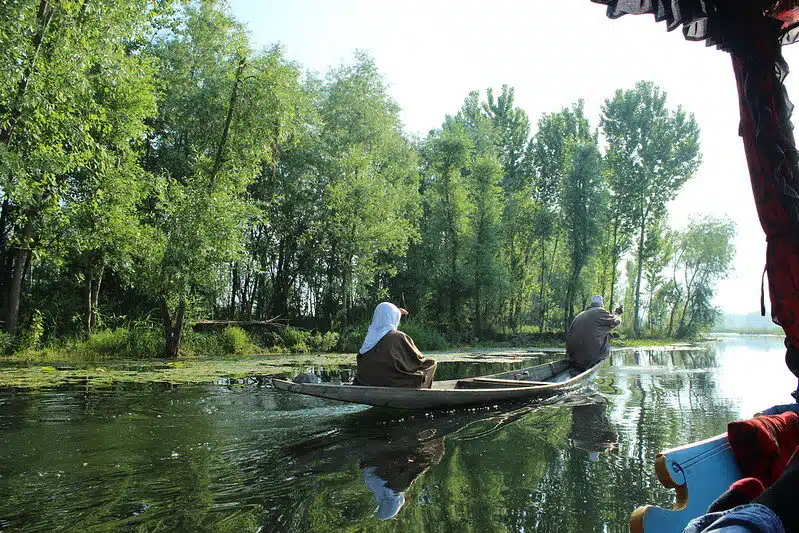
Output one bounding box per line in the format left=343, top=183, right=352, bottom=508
left=0, top=321, right=712, bottom=390
left=1, top=326, right=341, bottom=364
left=0, top=318, right=708, bottom=367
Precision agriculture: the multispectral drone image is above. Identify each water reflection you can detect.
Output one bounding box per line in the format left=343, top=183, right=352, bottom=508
left=272, top=391, right=618, bottom=529
left=0, top=336, right=794, bottom=532
left=360, top=431, right=444, bottom=520
left=569, top=397, right=619, bottom=460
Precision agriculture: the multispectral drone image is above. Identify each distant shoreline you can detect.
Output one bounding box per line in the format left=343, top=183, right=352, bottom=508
left=710, top=330, right=784, bottom=336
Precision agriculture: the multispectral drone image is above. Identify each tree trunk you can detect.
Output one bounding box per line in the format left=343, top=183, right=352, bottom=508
left=564, top=263, right=580, bottom=333
left=160, top=296, right=185, bottom=358
left=667, top=302, right=677, bottom=337
left=241, top=270, right=250, bottom=319
left=90, top=264, right=103, bottom=331
left=4, top=221, right=33, bottom=336
left=600, top=252, right=608, bottom=304
left=0, top=196, right=9, bottom=268
left=85, top=277, right=92, bottom=334
left=633, top=221, right=646, bottom=336
left=474, top=286, right=482, bottom=338
left=608, top=218, right=620, bottom=310
left=538, top=236, right=546, bottom=332
left=678, top=291, right=691, bottom=335
left=209, top=55, right=246, bottom=189
left=544, top=233, right=559, bottom=332
left=1, top=0, right=54, bottom=146
left=230, top=261, right=239, bottom=317
left=678, top=272, right=698, bottom=336
left=609, top=255, right=619, bottom=312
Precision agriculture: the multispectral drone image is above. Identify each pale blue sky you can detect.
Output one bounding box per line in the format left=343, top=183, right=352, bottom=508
left=230, top=0, right=799, bottom=315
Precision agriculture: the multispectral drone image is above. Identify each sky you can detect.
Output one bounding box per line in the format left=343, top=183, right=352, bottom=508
left=229, top=0, right=799, bottom=315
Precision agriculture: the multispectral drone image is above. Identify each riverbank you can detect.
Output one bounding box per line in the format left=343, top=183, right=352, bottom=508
left=0, top=337, right=706, bottom=389
left=0, top=349, right=542, bottom=390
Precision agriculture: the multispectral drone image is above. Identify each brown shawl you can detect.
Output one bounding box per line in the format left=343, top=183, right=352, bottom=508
left=565, top=306, right=620, bottom=370
left=355, top=330, right=437, bottom=388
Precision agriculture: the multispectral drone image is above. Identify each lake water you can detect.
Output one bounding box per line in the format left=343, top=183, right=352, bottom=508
left=0, top=335, right=795, bottom=532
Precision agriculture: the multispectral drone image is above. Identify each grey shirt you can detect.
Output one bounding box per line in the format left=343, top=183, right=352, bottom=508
left=566, top=306, right=620, bottom=369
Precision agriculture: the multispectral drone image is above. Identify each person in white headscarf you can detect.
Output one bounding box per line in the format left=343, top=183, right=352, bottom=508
left=354, top=302, right=437, bottom=388
left=565, top=295, right=623, bottom=371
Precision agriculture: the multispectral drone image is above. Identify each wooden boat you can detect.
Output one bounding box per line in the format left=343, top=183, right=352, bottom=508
left=271, top=358, right=605, bottom=410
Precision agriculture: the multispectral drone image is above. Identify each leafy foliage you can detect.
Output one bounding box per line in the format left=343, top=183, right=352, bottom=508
left=0, top=1, right=730, bottom=355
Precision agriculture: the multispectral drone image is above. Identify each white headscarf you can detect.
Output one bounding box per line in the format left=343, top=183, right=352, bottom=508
left=591, top=295, right=604, bottom=308
left=359, top=302, right=401, bottom=354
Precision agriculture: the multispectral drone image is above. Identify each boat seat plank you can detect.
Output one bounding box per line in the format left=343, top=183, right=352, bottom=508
left=471, top=377, right=552, bottom=386
left=630, top=433, right=741, bottom=533
left=455, top=378, right=551, bottom=389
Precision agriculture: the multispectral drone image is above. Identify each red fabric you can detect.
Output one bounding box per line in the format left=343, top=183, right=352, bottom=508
left=708, top=477, right=765, bottom=513
left=727, top=412, right=799, bottom=486
left=730, top=21, right=799, bottom=350
left=729, top=477, right=767, bottom=500
left=771, top=1, right=799, bottom=28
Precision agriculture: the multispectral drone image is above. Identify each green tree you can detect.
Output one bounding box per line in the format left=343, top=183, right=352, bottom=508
left=482, top=85, right=530, bottom=194
left=600, top=154, right=636, bottom=311
left=640, top=221, right=674, bottom=334
left=675, top=216, right=735, bottom=337
left=467, top=155, right=505, bottom=337
left=316, top=52, right=421, bottom=325
left=420, top=121, right=473, bottom=333
left=230, top=55, right=318, bottom=321
left=142, top=2, right=280, bottom=356
left=560, top=141, right=607, bottom=329
left=529, top=101, right=593, bottom=331
left=482, top=86, right=535, bottom=331
left=601, top=81, right=701, bottom=335
left=0, top=0, right=163, bottom=336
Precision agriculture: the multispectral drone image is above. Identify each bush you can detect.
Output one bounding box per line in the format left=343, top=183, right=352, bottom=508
left=281, top=327, right=309, bottom=348
left=128, top=327, right=164, bottom=358
left=220, top=326, right=252, bottom=355
left=85, top=328, right=129, bottom=354
left=19, top=310, right=44, bottom=351
left=273, top=327, right=309, bottom=353
left=181, top=331, right=224, bottom=358
left=318, top=331, right=340, bottom=352
left=181, top=328, right=255, bottom=358
left=0, top=331, right=12, bottom=354
left=80, top=327, right=163, bottom=359
left=337, top=323, right=368, bottom=353
left=266, top=327, right=341, bottom=354
left=399, top=321, right=448, bottom=351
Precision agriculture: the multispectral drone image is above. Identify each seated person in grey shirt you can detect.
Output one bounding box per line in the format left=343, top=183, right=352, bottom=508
left=566, top=296, right=622, bottom=371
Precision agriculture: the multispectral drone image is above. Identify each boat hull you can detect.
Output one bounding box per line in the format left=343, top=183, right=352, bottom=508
left=271, top=359, right=605, bottom=410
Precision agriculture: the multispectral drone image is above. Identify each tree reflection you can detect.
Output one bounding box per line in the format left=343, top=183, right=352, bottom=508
left=569, top=396, right=619, bottom=458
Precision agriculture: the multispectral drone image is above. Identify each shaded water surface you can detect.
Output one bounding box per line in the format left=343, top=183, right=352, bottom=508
left=0, top=336, right=794, bottom=532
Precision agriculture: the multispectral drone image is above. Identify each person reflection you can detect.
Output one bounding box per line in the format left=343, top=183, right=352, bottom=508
left=568, top=396, right=619, bottom=460
left=360, top=437, right=445, bottom=520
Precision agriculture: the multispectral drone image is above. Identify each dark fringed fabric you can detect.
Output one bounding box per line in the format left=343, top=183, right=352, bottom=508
left=591, top=0, right=799, bottom=46
left=590, top=0, right=799, bottom=381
